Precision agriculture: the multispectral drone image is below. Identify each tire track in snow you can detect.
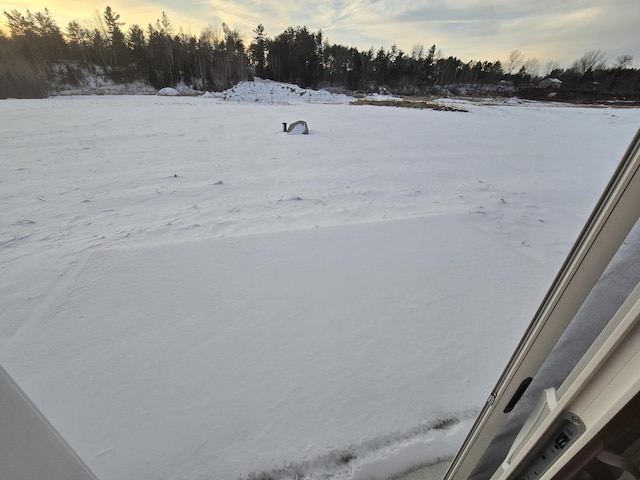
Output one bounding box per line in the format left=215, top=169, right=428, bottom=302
left=240, top=412, right=475, bottom=480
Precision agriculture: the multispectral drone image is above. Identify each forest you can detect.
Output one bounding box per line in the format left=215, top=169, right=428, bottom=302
left=1, top=6, right=639, bottom=100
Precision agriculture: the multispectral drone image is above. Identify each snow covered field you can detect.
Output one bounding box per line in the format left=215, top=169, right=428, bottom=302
left=1, top=83, right=638, bottom=480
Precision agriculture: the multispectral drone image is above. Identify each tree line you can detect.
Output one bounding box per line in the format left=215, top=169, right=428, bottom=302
left=1, top=7, right=247, bottom=97
left=1, top=6, right=639, bottom=99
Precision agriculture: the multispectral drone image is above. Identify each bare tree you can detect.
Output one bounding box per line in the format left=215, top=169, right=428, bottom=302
left=410, top=43, right=424, bottom=60
left=543, top=60, right=560, bottom=76
left=524, top=57, right=539, bottom=77
left=615, top=54, right=633, bottom=69
left=506, top=49, right=524, bottom=74
left=572, top=50, right=607, bottom=74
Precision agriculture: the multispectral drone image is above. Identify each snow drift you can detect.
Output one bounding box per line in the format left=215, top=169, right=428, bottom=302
left=0, top=88, right=638, bottom=480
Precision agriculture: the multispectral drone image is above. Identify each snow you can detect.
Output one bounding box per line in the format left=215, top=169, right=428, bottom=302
left=157, top=87, right=181, bottom=96
left=287, top=120, right=309, bottom=134
left=0, top=84, right=638, bottom=480
left=213, top=78, right=354, bottom=104
left=51, top=67, right=157, bottom=97
left=363, top=93, right=404, bottom=102
left=364, top=93, right=403, bottom=102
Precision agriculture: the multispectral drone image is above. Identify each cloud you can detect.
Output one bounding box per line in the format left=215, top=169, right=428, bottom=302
left=321, top=0, right=639, bottom=67
left=6, top=0, right=639, bottom=68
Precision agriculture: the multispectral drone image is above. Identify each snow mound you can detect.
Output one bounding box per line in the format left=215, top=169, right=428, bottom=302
left=157, top=87, right=180, bottom=96
left=217, top=78, right=354, bottom=104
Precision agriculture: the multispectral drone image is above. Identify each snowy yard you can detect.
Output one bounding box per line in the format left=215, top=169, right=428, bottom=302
left=1, top=84, right=638, bottom=480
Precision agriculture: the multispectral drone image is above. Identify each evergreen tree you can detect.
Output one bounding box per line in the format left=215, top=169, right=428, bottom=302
left=66, top=20, right=90, bottom=64
left=3, top=8, right=65, bottom=69
left=248, top=24, right=266, bottom=78
left=103, top=6, right=127, bottom=71
left=126, top=24, right=146, bottom=68
left=2, top=6, right=639, bottom=99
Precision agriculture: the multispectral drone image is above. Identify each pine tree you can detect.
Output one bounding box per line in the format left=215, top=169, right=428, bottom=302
left=248, top=24, right=266, bottom=78
left=103, top=6, right=127, bottom=72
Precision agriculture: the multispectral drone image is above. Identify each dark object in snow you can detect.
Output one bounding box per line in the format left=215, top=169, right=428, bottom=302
left=282, top=122, right=287, bottom=132
left=286, top=120, right=309, bottom=135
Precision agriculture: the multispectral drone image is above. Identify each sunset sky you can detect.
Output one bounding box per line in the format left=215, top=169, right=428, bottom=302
left=3, top=1, right=639, bottom=70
